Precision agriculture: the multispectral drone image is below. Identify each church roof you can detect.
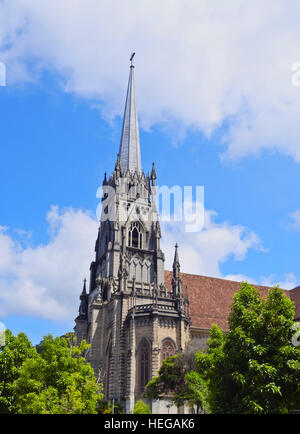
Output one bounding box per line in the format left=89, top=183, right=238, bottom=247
left=290, top=286, right=300, bottom=320
left=119, top=53, right=142, bottom=173
left=164, top=271, right=300, bottom=331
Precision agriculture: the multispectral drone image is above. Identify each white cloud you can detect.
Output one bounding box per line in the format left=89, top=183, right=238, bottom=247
left=162, top=211, right=299, bottom=289
left=0, top=205, right=262, bottom=322
left=0, top=205, right=296, bottom=323
left=1, top=1, right=300, bottom=160
left=261, top=272, right=297, bottom=290
left=288, top=209, right=300, bottom=230
left=223, top=272, right=298, bottom=290
left=0, top=206, right=98, bottom=322
left=161, top=209, right=262, bottom=277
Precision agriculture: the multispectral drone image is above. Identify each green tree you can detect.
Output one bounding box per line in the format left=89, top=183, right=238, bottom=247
left=133, top=400, right=151, bottom=414
left=0, top=330, right=37, bottom=413
left=196, top=282, right=300, bottom=414
left=14, top=334, right=103, bottom=414
left=145, top=342, right=209, bottom=413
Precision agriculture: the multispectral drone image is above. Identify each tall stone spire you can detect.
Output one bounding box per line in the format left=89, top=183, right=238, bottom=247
left=118, top=53, right=142, bottom=173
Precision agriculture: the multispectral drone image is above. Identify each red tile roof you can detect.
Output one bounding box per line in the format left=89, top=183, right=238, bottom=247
left=290, top=286, right=300, bottom=320
left=164, top=271, right=299, bottom=331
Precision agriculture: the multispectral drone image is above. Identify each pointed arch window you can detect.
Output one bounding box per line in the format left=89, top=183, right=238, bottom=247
left=106, top=341, right=112, bottom=400
left=137, top=339, right=150, bottom=394
left=128, top=222, right=143, bottom=249
left=161, top=339, right=176, bottom=363
left=132, top=227, right=139, bottom=247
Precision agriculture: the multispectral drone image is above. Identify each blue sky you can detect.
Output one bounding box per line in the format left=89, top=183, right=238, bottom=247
left=1, top=0, right=300, bottom=344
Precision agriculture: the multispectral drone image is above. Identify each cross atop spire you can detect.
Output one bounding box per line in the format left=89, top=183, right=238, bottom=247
left=81, top=278, right=87, bottom=296
left=118, top=53, right=142, bottom=173
left=130, top=52, right=135, bottom=66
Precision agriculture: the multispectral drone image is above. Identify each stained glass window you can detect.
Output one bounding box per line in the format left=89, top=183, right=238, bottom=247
left=138, top=339, right=150, bottom=393
left=161, top=339, right=176, bottom=363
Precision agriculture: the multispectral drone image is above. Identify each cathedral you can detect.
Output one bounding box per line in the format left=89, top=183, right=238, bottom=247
left=74, top=56, right=300, bottom=414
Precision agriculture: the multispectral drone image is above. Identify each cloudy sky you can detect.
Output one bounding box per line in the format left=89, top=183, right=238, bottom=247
left=1, top=0, right=300, bottom=343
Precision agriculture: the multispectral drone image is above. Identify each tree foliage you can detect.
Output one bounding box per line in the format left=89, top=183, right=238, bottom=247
left=0, top=331, right=103, bottom=414
left=133, top=400, right=151, bottom=414
left=0, top=330, right=37, bottom=413
left=196, top=282, right=300, bottom=414
left=145, top=342, right=209, bottom=413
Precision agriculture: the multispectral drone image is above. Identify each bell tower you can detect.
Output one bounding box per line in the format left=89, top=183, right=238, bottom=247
left=75, top=54, right=190, bottom=414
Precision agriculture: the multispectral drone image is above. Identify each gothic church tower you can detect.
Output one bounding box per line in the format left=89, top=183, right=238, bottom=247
left=75, top=55, right=190, bottom=414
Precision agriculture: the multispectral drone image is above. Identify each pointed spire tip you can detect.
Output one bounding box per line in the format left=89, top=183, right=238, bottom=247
left=118, top=54, right=141, bottom=173
left=173, top=242, right=180, bottom=268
